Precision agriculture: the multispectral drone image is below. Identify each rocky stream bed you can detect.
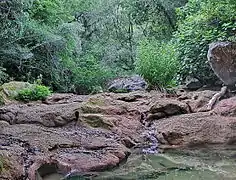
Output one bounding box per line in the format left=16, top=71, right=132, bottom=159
left=1, top=89, right=236, bottom=180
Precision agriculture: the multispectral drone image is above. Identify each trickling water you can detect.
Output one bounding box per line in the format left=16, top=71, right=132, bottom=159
left=141, top=127, right=159, bottom=154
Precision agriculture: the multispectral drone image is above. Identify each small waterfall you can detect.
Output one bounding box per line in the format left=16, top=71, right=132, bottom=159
left=142, top=127, right=159, bottom=154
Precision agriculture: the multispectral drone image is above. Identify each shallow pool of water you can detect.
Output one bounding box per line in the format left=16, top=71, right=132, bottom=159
left=47, top=145, right=236, bottom=180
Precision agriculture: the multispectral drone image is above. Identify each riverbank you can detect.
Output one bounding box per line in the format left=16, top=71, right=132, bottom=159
left=1, top=89, right=236, bottom=179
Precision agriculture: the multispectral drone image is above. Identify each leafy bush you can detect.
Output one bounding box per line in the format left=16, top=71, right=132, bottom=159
left=16, top=85, right=51, bottom=101
left=135, top=39, right=179, bottom=88
left=174, top=0, right=236, bottom=84
left=62, top=54, right=114, bottom=94
left=29, top=0, right=85, bottom=25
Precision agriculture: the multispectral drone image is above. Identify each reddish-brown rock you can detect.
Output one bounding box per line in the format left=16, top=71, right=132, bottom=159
left=212, top=96, right=236, bottom=116
left=155, top=112, right=236, bottom=147
left=1, top=90, right=236, bottom=179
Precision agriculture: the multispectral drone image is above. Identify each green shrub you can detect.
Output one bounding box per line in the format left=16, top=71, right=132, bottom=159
left=16, top=85, right=51, bottom=101
left=72, top=54, right=114, bottom=94
left=135, top=39, right=179, bottom=88
left=174, top=0, right=236, bottom=84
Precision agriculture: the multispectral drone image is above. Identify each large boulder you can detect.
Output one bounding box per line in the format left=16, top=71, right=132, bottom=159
left=108, top=75, right=147, bottom=93
left=208, top=42, right=236, bottom=86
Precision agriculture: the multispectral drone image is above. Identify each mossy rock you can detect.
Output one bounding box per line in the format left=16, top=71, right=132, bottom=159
left=0, top=156, right=3, bottom=173
left=81, top=104, right=105, bottom=114
left=81, top=114, right=115, bottom=129
left=0, top=95, right=4, bottom=106
left=87, top=97, right=106, bottom=106
left=0, top=81, right=33, bottom=105
left=0, top=155, right=10, bottom=173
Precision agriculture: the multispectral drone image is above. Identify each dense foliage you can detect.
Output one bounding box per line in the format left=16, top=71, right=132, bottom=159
left=0, top=0, right=235, bottom=92
left=174, top=0, right=236, bottom=84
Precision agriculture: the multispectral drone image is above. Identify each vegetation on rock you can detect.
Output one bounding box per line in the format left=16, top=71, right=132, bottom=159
left=0, top=81, right=33, bottom=105
left=16, top=84, right=51, bottom=102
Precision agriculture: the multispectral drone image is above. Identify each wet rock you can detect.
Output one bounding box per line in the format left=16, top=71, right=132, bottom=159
left=0, top=92, right=147, bottom=179
left=1, top=123, right=130, bottom=180
left=208, top=41, right=236, bottom=86
left=108, top=75, right=147, bottom=93
left=36, top=163, right=64, bottom=180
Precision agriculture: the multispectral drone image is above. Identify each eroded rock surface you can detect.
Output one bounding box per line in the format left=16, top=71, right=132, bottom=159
left=1, top=90, right=236, bottom=179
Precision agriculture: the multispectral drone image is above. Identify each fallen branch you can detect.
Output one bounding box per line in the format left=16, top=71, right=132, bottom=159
left=197, top=86, right=227, bottom=112
left=206, top=86, right=227, bottom=110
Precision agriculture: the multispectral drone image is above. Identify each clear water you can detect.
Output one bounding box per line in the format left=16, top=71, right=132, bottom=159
left=45, top=146, right=236, bottom=180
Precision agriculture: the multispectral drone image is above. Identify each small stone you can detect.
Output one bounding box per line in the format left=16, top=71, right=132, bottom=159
left=184, top=77, right=203, bottom=90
